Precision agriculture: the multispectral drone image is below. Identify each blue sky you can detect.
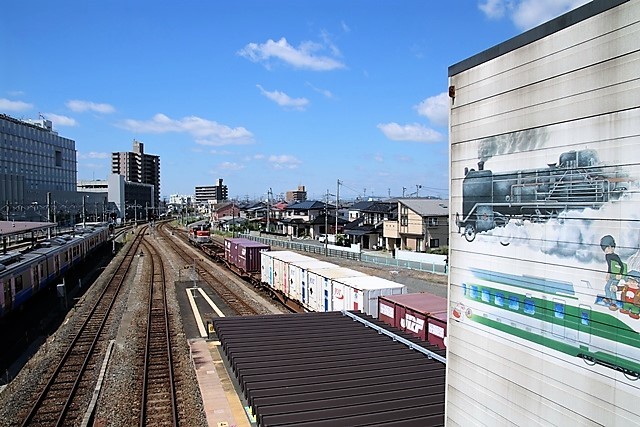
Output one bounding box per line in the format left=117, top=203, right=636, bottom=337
left=1, top=0, right=589, bottom=202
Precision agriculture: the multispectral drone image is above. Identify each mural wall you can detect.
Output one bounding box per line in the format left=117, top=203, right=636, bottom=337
left=447, top=1, right=640, bottom=425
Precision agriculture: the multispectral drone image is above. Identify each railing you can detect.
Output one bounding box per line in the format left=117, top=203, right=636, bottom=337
left=237, top=233, right=446, bottom=275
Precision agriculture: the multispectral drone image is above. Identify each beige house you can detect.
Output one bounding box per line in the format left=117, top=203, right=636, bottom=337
left=383, top=199, right=449, bottom=252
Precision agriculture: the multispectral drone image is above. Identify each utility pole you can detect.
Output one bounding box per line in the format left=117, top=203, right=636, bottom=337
left=402, top=187, right=406, bottom=197
left=267, top=188, right=272, bottom=233
left=324, top=189, right=329, bottom=256
left=47, top=192, right=52, bottom=239
left=82, top=196, right=86, bottom=228
left=416, top=184, right=422, bottom=198
left=336, top=179, right=340, bottom=243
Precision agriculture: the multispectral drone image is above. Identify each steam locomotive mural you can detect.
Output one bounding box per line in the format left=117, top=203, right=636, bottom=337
left=455, top=149, right=629, bottom=242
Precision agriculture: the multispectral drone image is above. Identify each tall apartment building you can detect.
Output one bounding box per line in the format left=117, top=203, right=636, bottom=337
left=195, top=178, right=228, bottom=205
left=0, top=114, right=77, bottom=207
left=112, top=140, right=160, bottom=208
left=285, top=185, right=307, bottom=203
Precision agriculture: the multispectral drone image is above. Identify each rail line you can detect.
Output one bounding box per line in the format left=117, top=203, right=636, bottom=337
left=139, top=239, right=179, bottom=426
left=19, top=227, right=147, bottom=427
left=158, top=223, right=259, bottom=316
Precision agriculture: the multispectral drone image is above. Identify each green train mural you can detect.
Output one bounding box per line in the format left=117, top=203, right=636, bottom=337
left=452, top=268, right=640, bottom=380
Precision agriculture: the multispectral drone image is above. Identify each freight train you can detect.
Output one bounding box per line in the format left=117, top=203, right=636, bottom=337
left=0, top=224, right=110, bottom=318
left=453, top=268, right=640, bottom=380
left=188, top=226, right=211, bottom=245
left=455, top=149, right=629, bottom=242
left=188, top=233, right=407, bottom=317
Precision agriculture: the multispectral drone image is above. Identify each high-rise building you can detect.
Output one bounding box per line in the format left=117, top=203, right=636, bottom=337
left=285, top=185, right=307, bottom=203
left=195, top=178, right=228, bottom=205
left=0, top=114, right=77, bottom=205
left=112, top=140, right=160, bottom=208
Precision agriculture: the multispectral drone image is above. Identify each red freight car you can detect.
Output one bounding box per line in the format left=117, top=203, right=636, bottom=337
left=224, top=238, right=270, bottom=274
left=378, top=293, right=448, bottom=349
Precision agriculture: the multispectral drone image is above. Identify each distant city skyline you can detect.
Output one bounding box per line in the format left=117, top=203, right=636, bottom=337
left=1, top=0, right=590, bottom=201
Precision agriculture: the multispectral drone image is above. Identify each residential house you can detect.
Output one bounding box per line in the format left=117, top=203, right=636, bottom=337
left=211, top=201, right=243, bottom=229
left=344, top=201, right=396, bottom=249
left=278, top=200, right=332, bottom=238
left=383, top=198, right=449, bottom=252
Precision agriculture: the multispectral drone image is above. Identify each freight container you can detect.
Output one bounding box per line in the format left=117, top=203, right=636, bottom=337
left=378, top=293, right=448, bottom=349
left=260, top=250, right=314, bottom=293
left=236, top=240, right=270, bottom=274
left=307, top=267, right=366, bottom=313
left=225, top=237, right=258, bottom=268
left=332, top=275, right=406, bottom=317
left=287, top=259, right=336, bottom=310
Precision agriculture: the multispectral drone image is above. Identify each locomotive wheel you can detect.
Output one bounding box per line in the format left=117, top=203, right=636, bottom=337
left=464, top=224, right=476, bottom=242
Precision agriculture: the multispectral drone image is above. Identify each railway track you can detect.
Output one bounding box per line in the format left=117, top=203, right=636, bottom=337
left=139, top=239, right=179, bottom=426
left=158, top=223, right=259, bottom=316
left=19, top=227, right=147, bottom=427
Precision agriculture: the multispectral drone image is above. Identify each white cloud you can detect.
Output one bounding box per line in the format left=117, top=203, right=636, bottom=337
left=377, top=122, right=443, bottom=143
left=256, top=85, right=309, bottom=111
left=218, top=162, right=245, bottom=171
left=44, top=113, right=77, bottom=127
left=512, top=0, right=590, bottom=30
left=415, top=92, right=449, bottom=127
left=66, top=99, right=115, bottom=114
left=0, top=98, right=33, bottom=112
left=478, top=0, right=508, bottom=19
left=238, top=37, right=345, bottom=71
left=268, top=154, right=302, bottom=170
left=119, top=113, right=254, bottom=146
left=78, top=151, right=110, bottom=159
left=478, top=0, right=590, bottom=30
left=305, top=82, right=334, bottom=99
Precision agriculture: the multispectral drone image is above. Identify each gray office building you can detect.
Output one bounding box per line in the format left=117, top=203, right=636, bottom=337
left=0, top=114, right=92, bottom=223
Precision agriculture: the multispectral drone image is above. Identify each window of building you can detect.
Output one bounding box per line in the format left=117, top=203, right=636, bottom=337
left=430, top=238, right=439, bottom=248
left=400, top=215, right=408, bottom=226
left=55, top=150, right=62, bottom=167
left=428, top=217, right=438, bottom=226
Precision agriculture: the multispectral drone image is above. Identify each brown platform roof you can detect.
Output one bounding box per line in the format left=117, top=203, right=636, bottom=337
left=213, top=311, right=446, bottom=427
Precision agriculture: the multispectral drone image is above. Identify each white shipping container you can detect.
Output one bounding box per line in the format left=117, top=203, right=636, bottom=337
left=307, top=267, right=366, bottom=313
left=333, top=275, right=406, bottom=317
left=261, top=251, right=314, bottom=293
left=288, top=259, right=336, bottom=310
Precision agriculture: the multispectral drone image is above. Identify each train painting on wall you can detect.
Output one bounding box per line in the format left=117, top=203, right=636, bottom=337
left=455, top=147, right=629, bottom=243
left=450, top=110, right=640, bottom=393
left=447, top=1, right=640, bottom=424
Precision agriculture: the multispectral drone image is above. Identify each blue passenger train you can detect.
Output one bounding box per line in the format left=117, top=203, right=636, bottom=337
left=0, top=224, right=110, bottom=318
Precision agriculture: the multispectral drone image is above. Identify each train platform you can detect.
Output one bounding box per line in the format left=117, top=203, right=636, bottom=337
left=189, top=338, right=252, bottom=427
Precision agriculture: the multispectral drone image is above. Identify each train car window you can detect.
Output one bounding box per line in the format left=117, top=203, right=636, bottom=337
left=524, top=297, right=535, bottom=315
left=462, top=283, right=467, bottom=296
left=554, top=302, right=565, bottom=319
left=580, top=310, right=590, bottom=326
left=494, top=292, right=504, bottom=307
left=470, top=285, right=479, bottom=299
left=508, top=296, right=520, bottom=310
left=481, top=289, right=491, bottom=303
left=15, top=275, right=23, bottom=292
